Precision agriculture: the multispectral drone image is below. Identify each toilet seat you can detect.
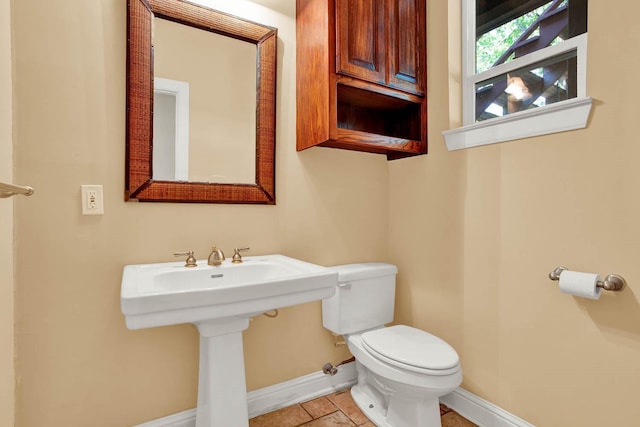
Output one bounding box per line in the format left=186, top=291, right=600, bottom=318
left=361, top=325, right=460, bottom=376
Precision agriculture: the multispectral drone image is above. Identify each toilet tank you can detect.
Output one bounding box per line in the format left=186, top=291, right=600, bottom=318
left=322, top=263, right=398, bottom=335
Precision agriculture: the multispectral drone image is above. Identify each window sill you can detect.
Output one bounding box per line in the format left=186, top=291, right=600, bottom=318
left=442, top=97, right=593, bottom=151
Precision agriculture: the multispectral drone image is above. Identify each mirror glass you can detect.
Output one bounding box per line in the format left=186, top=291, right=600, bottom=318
left=126, top=0, right=277, bottom=203
left=153, top=17, right=256, bottom=184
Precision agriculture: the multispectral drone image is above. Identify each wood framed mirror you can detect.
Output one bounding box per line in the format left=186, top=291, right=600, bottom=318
left=126, top=0, right=277, bottom=203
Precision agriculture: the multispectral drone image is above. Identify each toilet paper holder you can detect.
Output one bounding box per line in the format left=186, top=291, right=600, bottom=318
left=548, top=266, right=626, bottom=291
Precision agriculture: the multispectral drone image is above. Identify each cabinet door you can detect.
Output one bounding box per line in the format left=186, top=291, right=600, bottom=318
left=335, top=0, right=386, bottom=85
left=387, top=0, right=425, bottom=96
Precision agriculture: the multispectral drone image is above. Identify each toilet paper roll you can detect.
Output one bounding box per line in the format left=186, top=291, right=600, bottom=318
left=559, top=270, right=602, bottom=300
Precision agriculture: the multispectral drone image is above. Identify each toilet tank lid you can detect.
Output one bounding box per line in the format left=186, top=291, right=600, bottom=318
left=329, top=263, right=398, bottom=282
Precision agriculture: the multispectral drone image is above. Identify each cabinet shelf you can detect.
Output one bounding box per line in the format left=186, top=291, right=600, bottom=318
left=337, top=83, right=421, bottom=140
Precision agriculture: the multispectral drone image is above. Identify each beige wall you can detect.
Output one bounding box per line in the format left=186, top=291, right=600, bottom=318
left=390, top=1, right=640, bottom=426
left=0, top=0, right=15, bottom=424
left=12, top=0, right=382, bottom=425
left=12, top=0, right=640, bottom=426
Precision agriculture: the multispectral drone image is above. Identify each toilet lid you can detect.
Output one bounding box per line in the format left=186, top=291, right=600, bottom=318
left=361, top=325, right=459, bottom=371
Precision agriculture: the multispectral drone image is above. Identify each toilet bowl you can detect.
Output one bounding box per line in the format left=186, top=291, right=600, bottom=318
left=322, top=263, right=462, bottom=427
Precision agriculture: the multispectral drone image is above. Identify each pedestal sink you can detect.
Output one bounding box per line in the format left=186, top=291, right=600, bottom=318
left=121, top=254, right=338, bottom=427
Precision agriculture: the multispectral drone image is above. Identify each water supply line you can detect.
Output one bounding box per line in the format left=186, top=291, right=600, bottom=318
left=322, top=357, right=355, bottom=376
left=332, top=333, right=345, bottom=347
left=322, top=362, right=338, bottom=375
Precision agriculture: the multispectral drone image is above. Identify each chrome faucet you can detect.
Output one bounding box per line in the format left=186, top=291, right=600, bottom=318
left=208, top=245, right=225, bottom=266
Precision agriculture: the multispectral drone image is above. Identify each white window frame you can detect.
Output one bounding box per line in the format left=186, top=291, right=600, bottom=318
left=443, top=0, right=592, bottom=151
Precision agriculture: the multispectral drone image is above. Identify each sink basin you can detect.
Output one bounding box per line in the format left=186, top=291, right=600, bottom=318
left=121, top=254, right=338, bottom=329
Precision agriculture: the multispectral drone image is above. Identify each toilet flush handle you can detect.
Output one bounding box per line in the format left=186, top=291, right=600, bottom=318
left=337, top=282, right=351, bottom=288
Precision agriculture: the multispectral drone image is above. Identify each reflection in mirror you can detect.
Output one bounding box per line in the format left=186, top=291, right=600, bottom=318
left=153, top=77, right=189, bottom=181
left=126, top=0, right=277, bottom=203
left=153, top=17, right=256, bottom=184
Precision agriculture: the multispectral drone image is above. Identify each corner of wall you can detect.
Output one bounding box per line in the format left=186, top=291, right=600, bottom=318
left=0, top=0, right=16, bottom=424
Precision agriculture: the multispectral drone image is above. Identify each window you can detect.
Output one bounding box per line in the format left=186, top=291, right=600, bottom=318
left=443, top=0, right=592, bottom=150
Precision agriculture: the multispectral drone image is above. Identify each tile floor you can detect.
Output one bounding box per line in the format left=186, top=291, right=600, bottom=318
left=249, top=388, right=478, bottom=427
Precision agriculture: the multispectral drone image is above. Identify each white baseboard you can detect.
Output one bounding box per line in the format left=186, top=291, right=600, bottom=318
left=136, top=364, right=534, bottom=427
left=440, top=388, right=535, bottom=427
left=246, top=361, right=357, bottom=418
left=134, top=362, right=357, bottom=427
left=135, top=409, right=196, bottom=427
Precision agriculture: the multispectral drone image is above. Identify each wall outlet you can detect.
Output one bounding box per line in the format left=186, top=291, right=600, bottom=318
left=81, top=185, right=104, bottom=215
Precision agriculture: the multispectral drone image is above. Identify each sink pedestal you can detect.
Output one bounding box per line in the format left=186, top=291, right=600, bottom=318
left=195, top=317, right=251, bottom=427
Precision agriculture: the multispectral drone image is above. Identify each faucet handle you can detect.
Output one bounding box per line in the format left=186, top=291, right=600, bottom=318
left=174, top=251, right=197, bottom=268
left=232, top=247, right=250, bottom=264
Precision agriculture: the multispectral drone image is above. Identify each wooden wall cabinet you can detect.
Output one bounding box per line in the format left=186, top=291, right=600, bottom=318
left=297, top=0, right=427, bottom=159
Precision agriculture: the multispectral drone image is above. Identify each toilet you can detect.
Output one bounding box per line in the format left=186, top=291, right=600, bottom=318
left=322, top=263, right=462, bottom=427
